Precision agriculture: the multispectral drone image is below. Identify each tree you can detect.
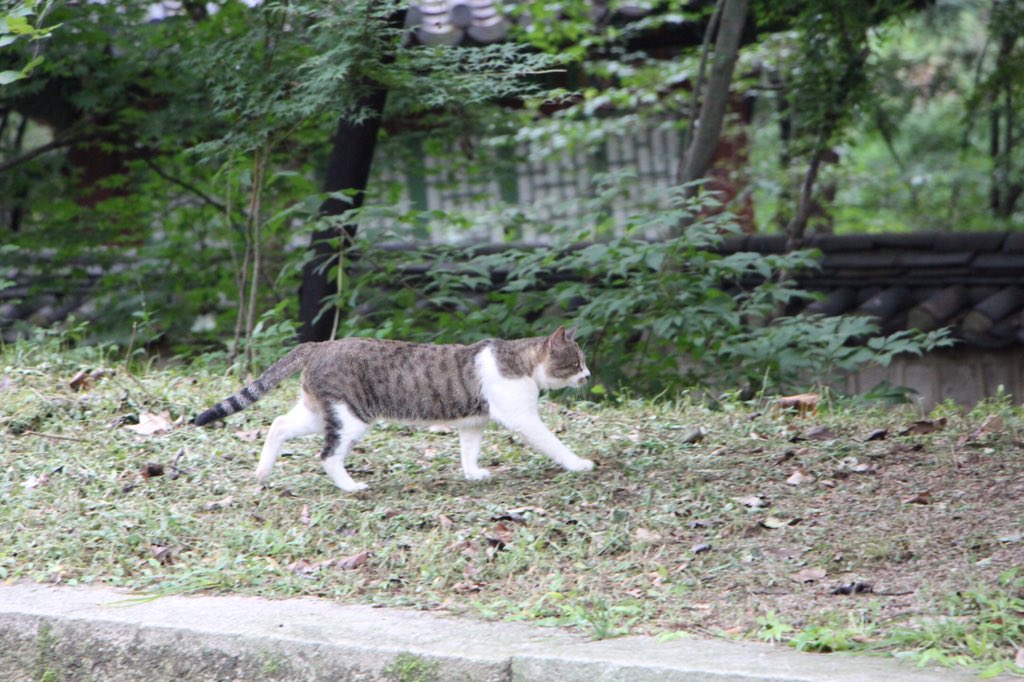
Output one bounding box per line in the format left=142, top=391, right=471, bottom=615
left=676, top=0, right=750, bottom=193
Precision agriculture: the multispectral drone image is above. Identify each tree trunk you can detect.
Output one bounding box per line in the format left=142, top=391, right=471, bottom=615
left=676, top=0, right=749, bottom=191
left=784, top=138, right=827, bottom=252
left=298, top=85, right=388, bottom=342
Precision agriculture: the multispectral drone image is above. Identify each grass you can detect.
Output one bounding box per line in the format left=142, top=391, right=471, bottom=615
left=2, top=337, right=1023, bottom=678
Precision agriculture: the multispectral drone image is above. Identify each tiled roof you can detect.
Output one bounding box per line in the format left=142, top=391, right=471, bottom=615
left=406, top=1, right=653, bottom=46
left=718, top=233, right=1024, bottom=348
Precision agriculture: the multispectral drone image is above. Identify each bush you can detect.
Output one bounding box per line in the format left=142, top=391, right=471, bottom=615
left=324, top=187, right=952, bottom=397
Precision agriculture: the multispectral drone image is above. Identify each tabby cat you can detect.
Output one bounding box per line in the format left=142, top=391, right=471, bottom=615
left=194, top=327, right=595, bottom=491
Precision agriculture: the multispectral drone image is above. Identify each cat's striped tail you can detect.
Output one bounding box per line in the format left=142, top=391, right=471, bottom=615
left=193, top=345, right=312, bottom=426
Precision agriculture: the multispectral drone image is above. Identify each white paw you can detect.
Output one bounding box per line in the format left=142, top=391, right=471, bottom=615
left=338, top=480, right=369, bottom=493
left=464, top=468, right=492, bottom=481
left=564, top=458, right=595, bottom=473
left=254, top=467, right=272, bottom=484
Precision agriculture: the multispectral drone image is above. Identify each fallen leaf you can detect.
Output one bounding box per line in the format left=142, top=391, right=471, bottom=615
left=203, top=495, right=234, bottom=511
left=21, top=473, right=49, bottom=489
left=634, top=527, right=664, bottom=545
left=760, top=516, right=800, bottom=529
left=421, top=446, right=439, bottom=459
left=958, top=414, right=1005, bottom=447
left=451, top=580, right=483, bottom=593
left=903, top=491, right=932, bottom=505
left=439, top=514, right=454, bottom=530
left=774, top=449, right=797, bottom=464
left=485, top=522, right=514, bottom=549
left=140, top=462, right=165, bottom=479
left=1015, top=646, right=1024, bottom=669
left=287, top=558, right=336, bottom=576
left=151, top=544, right=182, bottom=566
left=691, top=542, right=712, bottom=554
left=899, top=418, right=946, bottom=436
left=338, top=550, right=370, bottom=570
left=997, top=532, right=1023, bottom=544
left=806, top=425, right=836, bottom=441
left=777, top=393, right=820, bottom=416
left=790, top=567, right=827, bottom=583
left=974, top=414, right=1003, bottom=437
left=679, top=427, right=706, bottom=444
left=765, top=545, right=809, bottom=561
left=69, top=370, right=92, bottom=391
left=492, top=511, right=527, bottom=524
left=850, top=462, right=875, bottom=474
left=125, top=411, right=173, bottom=436
left=507, top=506, right=547, bottom=517
left=235, top=428, right=262, bottom=442
left=300, top=504, right=311, bottom=526
left=733, top=495, right=769, bottom=509
left=863, top=428, right=888, bottom=442
left=831, top=582, right=873, bottom=595
left=427, top=424, right=453, bottom=434
left=287, top=559, right=314, bottom=575
left=786, top=469, right=816, bottom=486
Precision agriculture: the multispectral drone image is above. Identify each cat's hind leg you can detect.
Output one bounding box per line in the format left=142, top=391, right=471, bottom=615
left=321, top=403, right=370, bottom=492
left=256, top=395, right=324, bottom=484
left=458, top=423, right=490, bottom=480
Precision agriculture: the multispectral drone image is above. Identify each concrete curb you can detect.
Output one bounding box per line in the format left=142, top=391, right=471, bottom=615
left=0, top=583, right=996, bottom=682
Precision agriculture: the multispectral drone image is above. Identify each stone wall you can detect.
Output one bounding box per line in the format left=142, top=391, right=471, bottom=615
left=846, top=347, right=1024, bottom=410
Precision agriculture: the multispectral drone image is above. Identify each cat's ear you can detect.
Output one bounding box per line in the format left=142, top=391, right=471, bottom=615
left=566, top=327, right=578, bottom=342
left=549, top=326, right=568, bottom=346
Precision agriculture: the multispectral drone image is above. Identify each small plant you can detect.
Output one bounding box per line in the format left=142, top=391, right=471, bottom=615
left=789, top=619, right=870, bottom=654
left=384, top=653, right=438, bottom=682
left=756, top=611, right=794, bottom=643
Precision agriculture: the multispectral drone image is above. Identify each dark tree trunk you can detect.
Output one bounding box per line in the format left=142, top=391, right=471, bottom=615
left=676, top=0, right=749, bottom=191
left=298, top=86, right=389, bottom=343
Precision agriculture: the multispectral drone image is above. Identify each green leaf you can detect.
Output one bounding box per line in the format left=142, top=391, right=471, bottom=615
left=0, top=70, right=26, bottom=85
left=4, top=15, right=32, bottom=35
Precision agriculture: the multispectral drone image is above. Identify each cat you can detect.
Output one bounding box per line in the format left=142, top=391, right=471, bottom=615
left=194, top=326, right=595, bottom=492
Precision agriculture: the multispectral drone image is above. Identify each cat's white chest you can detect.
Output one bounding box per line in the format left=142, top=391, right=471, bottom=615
left=475, top=346, right=540, bottom=423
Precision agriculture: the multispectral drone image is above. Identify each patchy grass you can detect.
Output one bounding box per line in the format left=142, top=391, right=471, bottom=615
left=2, top=340, right=1023, bottom=677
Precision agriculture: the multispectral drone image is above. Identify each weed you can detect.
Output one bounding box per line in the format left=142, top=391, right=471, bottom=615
left=384, top=653, right=438, bottom=682
left=756, top=611, right=794, bottom=644
left=883, top=568, right=1024, bottom=676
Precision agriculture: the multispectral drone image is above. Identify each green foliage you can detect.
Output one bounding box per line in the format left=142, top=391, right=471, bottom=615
left=330, top=188, right=951, bottom=396
left=383, top=653, right=438, bottom=682
left=885, top=568, right=1024, bottom=676
left=0, top=0, right=59, bottom=84
left=755, top=611, right=794, bottom=643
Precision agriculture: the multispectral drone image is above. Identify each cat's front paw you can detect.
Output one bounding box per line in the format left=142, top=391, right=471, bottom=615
left=564, top=458, right=595, bottom=473
left=339, top=481, right=369, bottom=493
left=254, top=467, right=272, bottom=484
left=463, top=467, right=492, bottom=481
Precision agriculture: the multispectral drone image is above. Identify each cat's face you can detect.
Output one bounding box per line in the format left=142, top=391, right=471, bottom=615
left=537, top=327, right=590, bottom=389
